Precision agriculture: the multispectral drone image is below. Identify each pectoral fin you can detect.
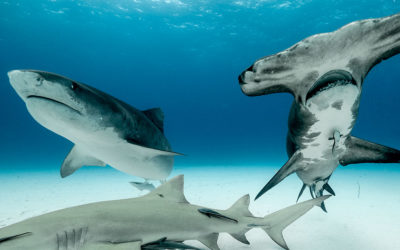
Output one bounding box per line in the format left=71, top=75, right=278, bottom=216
left=61, top=145, right=106, bottom=178
left=340, top=136, right=400, bottom=166
left=130, top=181, right=155, bottom=191
left=255, top=151, right=303, bottom=200
left=229, top=231, right=250, bottom=245
left=198, top=233, right=220, bottom=250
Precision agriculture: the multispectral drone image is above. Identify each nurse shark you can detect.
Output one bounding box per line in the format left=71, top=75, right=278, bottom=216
left=238, top=13, right=400, bottom=209
left=0, top=175, right=329, bottom=250
left=8, top=70, right=181, bottom=189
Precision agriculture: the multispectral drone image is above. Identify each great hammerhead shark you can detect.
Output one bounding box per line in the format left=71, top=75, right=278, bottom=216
left=238, top=13, right=400, bottom=209
left=0, top=175, right=329, bottom=250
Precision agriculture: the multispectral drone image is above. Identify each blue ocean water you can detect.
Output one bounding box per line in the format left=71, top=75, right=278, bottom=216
left=0, top=0, right=399, bottom=171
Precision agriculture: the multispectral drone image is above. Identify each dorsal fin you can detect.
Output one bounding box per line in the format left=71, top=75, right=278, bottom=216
left=227, top=194, right=253, bottom=217
left=142, top=175, right=188, bottom=203
left=143, top=108, right=164, bottom=133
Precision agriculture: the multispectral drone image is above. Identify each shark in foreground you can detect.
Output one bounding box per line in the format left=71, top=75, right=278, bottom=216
left=238, top=13, right=400, bottom=209
left=0, top=175, right=329, bottom=250
left=8, top=70, right=181, bottom=188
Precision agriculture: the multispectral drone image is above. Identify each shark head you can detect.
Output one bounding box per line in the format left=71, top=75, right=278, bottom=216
left=8, top=70, right=125, bottom=142
left=238, top=13, right=400, bottom=105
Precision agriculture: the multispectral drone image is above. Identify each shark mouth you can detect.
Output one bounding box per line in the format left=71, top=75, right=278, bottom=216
left=27, top=95, right=81, bottom=114
left=306, top=70, right=357, bottom=100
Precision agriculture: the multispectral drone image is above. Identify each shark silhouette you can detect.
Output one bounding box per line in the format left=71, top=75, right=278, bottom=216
left=8, top=70, right=181, bottom=189
left=0, top=175, right=329, bottom=250
left=238, top=13, right=400, bottom=210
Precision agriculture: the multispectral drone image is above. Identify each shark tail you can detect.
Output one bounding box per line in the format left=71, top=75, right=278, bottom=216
left=261, top=196, right=330, bottom=250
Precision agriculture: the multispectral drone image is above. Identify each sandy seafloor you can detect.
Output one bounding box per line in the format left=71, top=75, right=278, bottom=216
left=1, top=164, right=399, bottom=250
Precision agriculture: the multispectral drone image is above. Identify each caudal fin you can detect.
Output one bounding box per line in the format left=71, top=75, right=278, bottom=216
left=262, top=195, right=330, bottom=249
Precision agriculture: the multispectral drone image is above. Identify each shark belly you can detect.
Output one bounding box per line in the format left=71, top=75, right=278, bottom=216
left=289, top=84, right=361, bottom=185
left=133, top=202, right=231, bottom=244
left=58, top=123, right=174, bottom=181
left=76, top=139, right=174, bottom=180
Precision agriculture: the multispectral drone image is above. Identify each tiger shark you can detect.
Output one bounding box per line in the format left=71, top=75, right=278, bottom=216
left=0, top=175, right=329, bottom=250
left=238, top=13, right=400, bottom=209
left=8, top=70, right=181, bottom=188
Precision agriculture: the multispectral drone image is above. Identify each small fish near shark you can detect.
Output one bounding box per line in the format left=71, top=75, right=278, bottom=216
left=0, top=175, right=330, bottom=250
left=8, top=70, right=181, bottom=189
left=238, top=13, right=400, bottom=209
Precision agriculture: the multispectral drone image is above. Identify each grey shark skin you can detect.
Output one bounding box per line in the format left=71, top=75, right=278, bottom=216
left=238, top=13, right=400, bottom=204
left=8, top=70, right=180, bottom=181
left=0, top=175, right=330, bottom=250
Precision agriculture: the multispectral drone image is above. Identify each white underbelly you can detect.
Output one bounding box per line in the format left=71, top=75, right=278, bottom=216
left=78, top=142, right=173, bottom=180
left=301, top=84, right=360, bottom=160
left=296, top=158, right=339, bottom=185
left=70, top=128, right=173, bottom=180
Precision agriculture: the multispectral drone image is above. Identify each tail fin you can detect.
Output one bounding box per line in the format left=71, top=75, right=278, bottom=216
left=262, top=195, right=330, bottom=250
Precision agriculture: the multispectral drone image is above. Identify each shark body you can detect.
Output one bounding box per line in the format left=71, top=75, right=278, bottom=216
left=0, top=175, right=329, bottom=250
left=8, top=70, right=180, bottom=182
left=238, top=13, right=400, bottom=206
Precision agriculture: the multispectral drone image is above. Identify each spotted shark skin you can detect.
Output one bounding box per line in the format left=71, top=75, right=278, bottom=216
left=238, top=13, right=400, bottom=207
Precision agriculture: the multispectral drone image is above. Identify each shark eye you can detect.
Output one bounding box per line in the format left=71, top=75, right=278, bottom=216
left=71, top=82, right=78, bottom=90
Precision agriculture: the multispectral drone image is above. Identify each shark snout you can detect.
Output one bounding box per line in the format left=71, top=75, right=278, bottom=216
left=8, top=69, right=49, bottom=101
left=8, top=69, right=28, bottom=98
left=7, top=69, right=25, bottom=85
left=7, top=69, right=18, bottom=79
